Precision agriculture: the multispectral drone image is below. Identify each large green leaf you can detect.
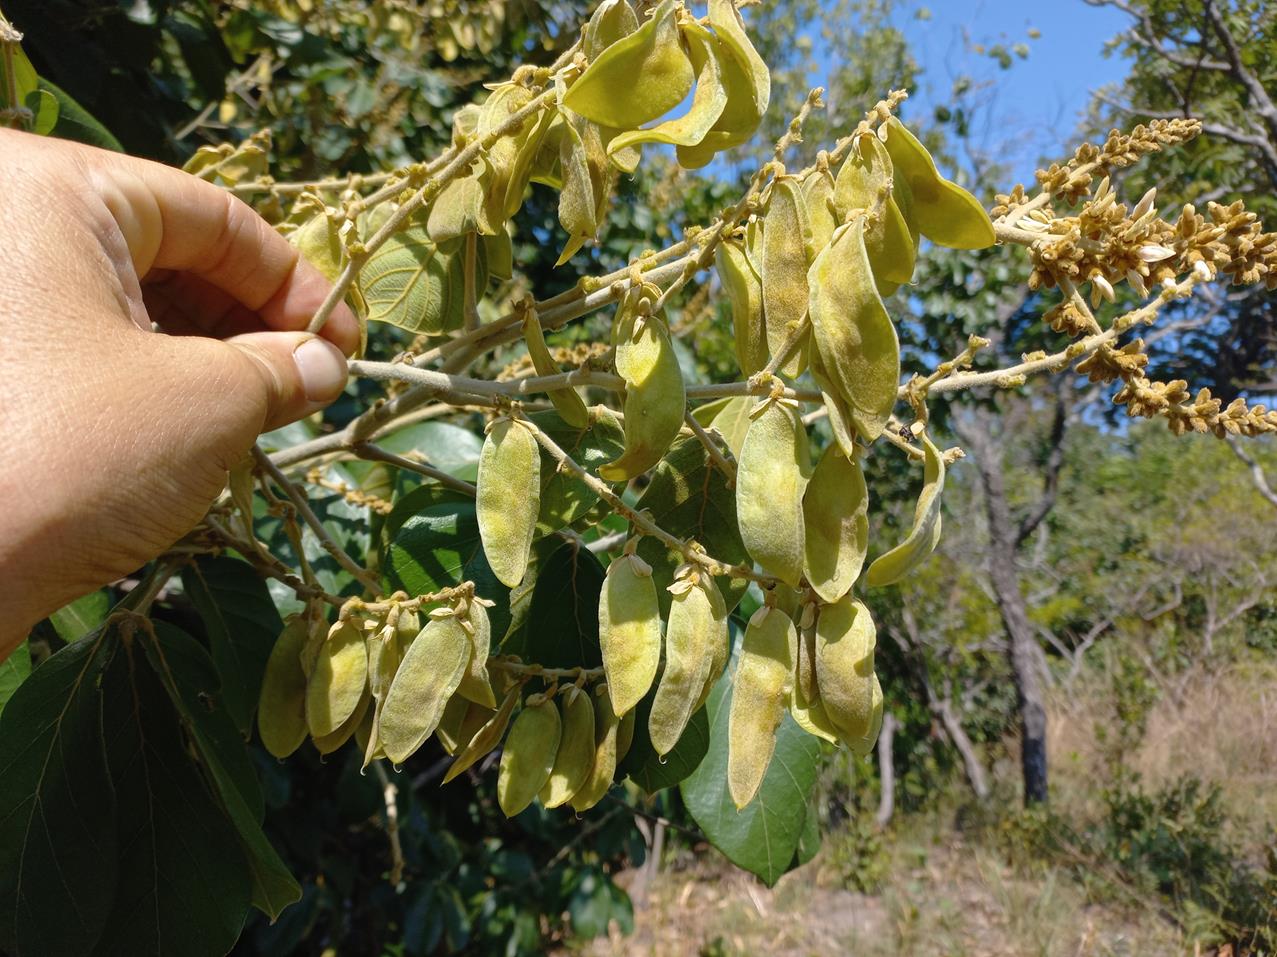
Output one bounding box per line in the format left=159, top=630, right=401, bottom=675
left=358, top=225, right=479, bottom=334
left=0, top=641, right=32, bottom=719
left=376, top=420, right=484, bottom=480
left=182, top=556, right=283, bottom=736
left=384, top=484, right=511, bottom=637
left=510, top=540, right=605, bottom=668
left=39, top=79, right=123, bottom=151
left=48, top=588, right=111, bottom=642
left=635, top=436, right=749, bottom=617
left=679, top=662, right=822, bottom=886
left=0, top=635, right=117, bottom=956
left=530, top=409, right=625, bottom=536
left=620, top=693, right=710, bottom=793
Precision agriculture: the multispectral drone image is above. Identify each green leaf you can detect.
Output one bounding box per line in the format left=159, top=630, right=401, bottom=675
left=531, top=408, right=625, bottom=536
left=679, top=661, right=822, bottom=886
left=359, top=224, right=462, bottom=334
left=568, top=867, right=634, bottom=938
left=48, top=588, right=111, bottom=642
left=0, top=635, right=118, bottom=956
left=0, top=641, right=31, bottom=719
left=635, top=436, right=748, bottom=617
left=620, top=693, right=709, bottom=793
left=790, top=798, right=821, bottom=869
left=513, top=540, right=605, bottom=668
left=23, top=88, right=58, bottom=135
left=182, top=556, right=284, bottom=736
left=377, top=420, right=484, bottom=480
left=384, top=484, right=512, bottom=637
left=0, top=39, right=38, bottom=110
left=39, top=79, right=123, bottom=151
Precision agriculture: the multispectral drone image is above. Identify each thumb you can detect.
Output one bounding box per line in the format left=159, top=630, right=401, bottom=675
left=219, top=331, right=350, bottom=435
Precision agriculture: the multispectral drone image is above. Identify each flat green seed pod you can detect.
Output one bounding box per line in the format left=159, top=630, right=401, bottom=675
left=539, top=686, right=597, bottom=808
left=523, top=310, right=589, bottom=428
left=842, top=673, right=883, bottom=757
left=808, top=349, right=858, bottom=460
left=761, top=178, right=814, bottom=377
left=790, top=678, right=839, bottom=744
left=443, top=683, right=521, bottom=783
left=807, top=218, right=901, bottom=442
left=795, top=609, right=819, bottom=706
left=435, top=692, right=475, bottom=756
left=455, top=600, right=496, bottom=708
left=649, top=575, right=725, bottom=756
left=556, top=109, right=611, bottom=266
left=865, top=434, right=946, bottom=586
left=716, top=239, right=768, bottom=377
left=598, top=313, right=685, bottom=482
left=305, top=619, right=369, bottom=738
left=599, top=552, right=662, bottom=715
left=477, top=418, right=542, bottom=587
left=570, top=684, right=623, bottom=812
left=728, top=606, right=796, bottom=809
left=608, top=21, right=727, bottom=156
left=880, top=117, right=995, bottom=250
left=813, top=595, right=878, bottom=746
left=379, top=616, right=471, bottom=764
left=832, top=132, right=917, bottom=288
left=584, top=0, right=639, bottom=59
left=563, top=0, right=694, bottom=130
left=426, top=163, right=497, bottom=242
left=803, top=445, right=870, bottom=602
left=616, top=704, right=637, bottom=764
left=257, top=616, right=311, bottom=760
left=498, top=696, right=562, bottom=817
left=803, top=168, right=838, bottom=252
left=312, top=690, right=370, bottom=756
left=736, top=400, right=810, bottom=586
left=362, top=624, right=406, bottom=769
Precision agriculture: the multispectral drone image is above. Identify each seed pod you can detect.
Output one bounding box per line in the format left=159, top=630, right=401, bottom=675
left=478, top=82, right=545, bottom=224
left=455, top=598, right=496, bottom=708
left=736, top=399, right=810, bottom=586
left=608, top=21, right=727, bottom=156
left=353, top=699, right=379, bottom=760
left=707, top=394, right=754, bottom=460
left=556, top=107, right=612, bottom=265
left=843, top=673, right=883, bottom=757
left=477, top=417, right=541, bottom=587
left=379, top=615, right=471, bottom=764
left=362, top=619, right=406, bottom=769
left=616, top=704, right=637, bottom=764
left=795, top=600, right=819, bottom=705
left=306, top=618, right=369, bottom=739
left=807, top=218, right=901, bottom=442
left=497, top=694, right=562, bottom=817
left=584, top=0, right=639, bottom=59
left=803, top=168, right=838, bottom=252
left=257, top=615, right=310, bottom=759
left=443, top=683, right=521, bottom=783
left=539, top=686, right=597, bottom=808
left=435, top=692, right=475, bottom=755
left=790, top=677, right=839, bottom=745
left=715, top=238, right=768, bottom=378
left=570, top=684, right=623, bottom=812
left=312, top=690, right=370, bottom=756
left=650, top=571, right=727, bottom=756
left=599, top=552, right=662, bottom=715
left=761, top=178, right=813, bottom=377
left=833, top=131, right=917, bottom=290
left=813, top=594, right=878, bottom=747
left=865, top=434, right=945, bottom=587
left=809, top=349, right=858, bottom=460
left=563, top=0, right=694, bottom=130
left=598, top=308, right=685, bottom=482
left=523, top=308, right=589, bottom=428
left=803, top=445, right=870, bottom=602
left=728, top=605, right=796, bottom=809
left=879, top=117, right=995, bottom=250
left=675, top=0, right=770, bottom=167
left=426, top=163, right=497, bottom=242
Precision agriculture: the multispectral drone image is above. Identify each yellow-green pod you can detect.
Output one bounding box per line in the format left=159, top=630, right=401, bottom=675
left=728, top=605, right=796, bottom=809
left=539, top=686, right=597, bottom=808
left=803, top=445, right=870, bottom=603
left=716, top=239, right=768, bottom=377
left=736, top=399, right=810, bottom=586
left=361, top=621, right=406, bottom=769
left=675, top=0, right=770, bottom=167
left=426, top=163, right=497, bottom=242
left=813, top=594, right=878, bottom=746
left=807, top=218, right=900, bottom=442
left=523, top=309, right=589, bottom=428
left=556, top=108, right=611, bottom=266
left=865, top=434, right=945, bottom=587
left=570, top=684, right=623, bottom=812
left=563, top=0, right=694, bottom=130
left=843, top=673, right=883, bottom=757
left=616, top=704, right=637, bottom=764
left=584, top=0, right=639, bottom=59
left=379, top=615, right=471, bottom=764
left=455, top=599, right=497, bottom=708
left=809, top=349, right=858, bottom=460
left=795, top=602, right=819, bottom=705
left=312, top=690, right=370, bottom=756
left=598, top=312, right=685, bottom=482
left=760, top=178, right=813, bottom=377
left=435, top=692, right=475, bottom=756
left=497, top=694, right=562, bottom=817
left=832, top=131, right=917, bottom=289
left=257, top=615, right=310, bottom=759
left=598, top=552, right=662, bottom=715
left=803, top=168, right=838, bottom=252
left=649, top=572, right=727, bottom=756
left=607, top=20, right=727, bottom=156
left=477, top=417, right=542, bottom=587
left=443, top=683, right=521, bottom=783
left=305, top=618, right=369, bottom=738
left=879, top=117, right=995, bottom=250
left=790, top=678, right=839, bottom=744
left=353, top=698, right=380, bottom=761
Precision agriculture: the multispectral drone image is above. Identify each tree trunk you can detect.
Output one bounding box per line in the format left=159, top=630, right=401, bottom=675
left=875, top=713, right=897, bottom=827
left=964, top=415, right=1050, bottom=805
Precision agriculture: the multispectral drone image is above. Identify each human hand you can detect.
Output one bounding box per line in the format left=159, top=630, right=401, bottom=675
left=0, top=129, right=360, bottom=656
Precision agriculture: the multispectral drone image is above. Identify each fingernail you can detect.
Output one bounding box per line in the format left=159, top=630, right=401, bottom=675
left=293, top=336, right=348, bottom=402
